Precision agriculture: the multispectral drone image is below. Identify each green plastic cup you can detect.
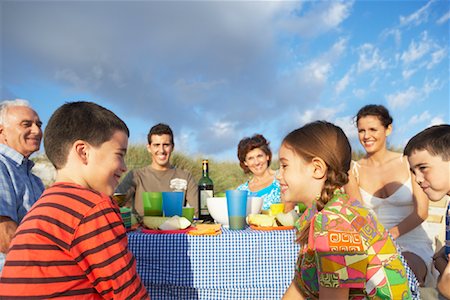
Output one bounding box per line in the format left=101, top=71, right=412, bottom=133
left=182, top=207, right=195, bottom=222
left=142, top=192, right=163, bottom=216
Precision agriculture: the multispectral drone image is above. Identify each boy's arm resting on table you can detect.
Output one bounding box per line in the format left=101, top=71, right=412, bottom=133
left=282, top=281, right=305, bottom=300
left=388, top=175, right=428, bottom=239
left=0, top=216, right=17, bottom=253
left=437, top=256, right=450, bottom=299
left=71, top=201, right=148, bottom=299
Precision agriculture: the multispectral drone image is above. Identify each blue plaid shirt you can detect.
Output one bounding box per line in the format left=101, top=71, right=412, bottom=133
left=0, top=144, right=44, bottom=224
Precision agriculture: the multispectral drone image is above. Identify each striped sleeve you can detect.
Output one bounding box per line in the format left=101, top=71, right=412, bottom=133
left=0, top=184, right=149, bottom=299
left=70, top=199, right=148, bottom=299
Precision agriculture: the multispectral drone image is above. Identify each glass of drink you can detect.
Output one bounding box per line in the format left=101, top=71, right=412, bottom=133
left=142, top=192, right=163, bottom=216
left=182, top=207, right=195, bottom=222
left=162, top=191, right=184, bottom=217
left=226, top=190, right=248, bottom=230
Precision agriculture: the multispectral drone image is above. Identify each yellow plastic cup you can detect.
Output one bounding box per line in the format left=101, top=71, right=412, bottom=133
left=270, top=203, right=285, bottom=216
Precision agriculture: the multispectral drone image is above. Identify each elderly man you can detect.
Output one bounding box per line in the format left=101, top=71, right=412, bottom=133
left=0, top=99, right=44, bottom=273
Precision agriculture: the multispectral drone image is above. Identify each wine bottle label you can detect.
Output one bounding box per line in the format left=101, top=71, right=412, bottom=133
left=200, top=190, right=213, bottom=215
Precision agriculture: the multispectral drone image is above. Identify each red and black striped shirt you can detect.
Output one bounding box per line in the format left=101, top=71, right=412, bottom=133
left=0, top=182, right=149, bottom=299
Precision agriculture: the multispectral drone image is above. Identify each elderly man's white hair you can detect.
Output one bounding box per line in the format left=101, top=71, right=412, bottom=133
left=0, top=99, right=31, bottom=125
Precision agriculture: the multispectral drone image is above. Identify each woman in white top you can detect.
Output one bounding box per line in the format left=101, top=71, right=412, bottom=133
left=345, top=104, right=434, bottom=287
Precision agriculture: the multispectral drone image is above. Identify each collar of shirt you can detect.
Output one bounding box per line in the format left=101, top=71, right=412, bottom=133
left=294, top=189, right=347, bottom=232
left=0, top=144, right=35, bottom=171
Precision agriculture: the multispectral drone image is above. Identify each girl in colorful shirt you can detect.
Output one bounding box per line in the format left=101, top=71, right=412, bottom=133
left=278, top=121, right=414, bottom=300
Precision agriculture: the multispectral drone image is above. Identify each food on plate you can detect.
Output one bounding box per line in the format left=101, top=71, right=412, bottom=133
left=275, top=210, right=300, bottom=227
left=247, top=210, right=300, bottom=228
left=159, top=216, right=191, bottom=230
left=143, top=216, right=170, bottom=229
left=247, top=214, right=277, bottom=227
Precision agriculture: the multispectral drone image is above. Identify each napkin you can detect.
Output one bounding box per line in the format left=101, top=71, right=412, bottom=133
left=188, top=224, right=222, bottom=236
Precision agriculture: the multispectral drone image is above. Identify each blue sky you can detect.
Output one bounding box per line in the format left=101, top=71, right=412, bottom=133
left=1, top=0, right=449, bottom=161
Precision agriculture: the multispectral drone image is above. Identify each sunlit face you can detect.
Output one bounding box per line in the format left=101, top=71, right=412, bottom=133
left=244, top=148, right=270, bottom=176
left=276, top=144, right=317, bottom=206
left=408, top=149, right=450, bottom=201
left=357, top=115, right=391, bottom=154
left=85, top=130, right=128, bottom=196
left=147, top=134, right=173, bottom=170
left=0, top=106, right=42, bottom=158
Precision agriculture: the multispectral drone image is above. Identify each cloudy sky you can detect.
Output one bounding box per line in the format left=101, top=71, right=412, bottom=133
left=1, top=0, right=449, bottom=161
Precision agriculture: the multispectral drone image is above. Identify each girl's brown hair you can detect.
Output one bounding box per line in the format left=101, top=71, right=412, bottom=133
left=282, top=121, right=352, bottom=245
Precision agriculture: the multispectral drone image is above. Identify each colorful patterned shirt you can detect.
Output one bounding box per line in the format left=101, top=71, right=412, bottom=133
left=294, top=191, right=411, bottom=299
left=237, top=177, right=280, bottom=210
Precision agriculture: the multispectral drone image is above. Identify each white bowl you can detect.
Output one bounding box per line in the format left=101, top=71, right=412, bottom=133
left=207, top=196, right=263, bottom=226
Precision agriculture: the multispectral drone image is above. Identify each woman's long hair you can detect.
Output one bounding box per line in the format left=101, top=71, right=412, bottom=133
left=282, top=121, right=352, bottom=245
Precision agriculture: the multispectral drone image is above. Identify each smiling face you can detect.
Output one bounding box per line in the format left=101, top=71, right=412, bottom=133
left=147, top=134, right=173, bottom=170
left=408, top=149, right=450, bottom=201
left=85, top=130, right=128, bottom=195
left=244, top=147, right=270, bottom=176
left=276, top=144, right=322, bottom=207
left=0, top=106, right=42, bottom=158
left=357, top=115, right=391, bottom=154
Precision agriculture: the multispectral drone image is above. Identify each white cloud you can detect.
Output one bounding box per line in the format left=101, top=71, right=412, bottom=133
left=357, top=44, right=387, bottom=73
left=402, top=68, right=417, bottom=80
left=408, top=111, right=431, bottom=125
left=437, top=10, right=450, bottom=24
left=428, top=116, right=448, bottom=127
left=2, top=1, right=448, bottom=160
left=335, top=71, right=351, bottom=95
left=387, top=78, right=441, bottom=109
left=353, top=89, right=366, bottom=99
left=399, top=0, right=432, bottom=27
left=299, top=107, right=339, bottom=124
left=334, top=115, right=357, bottom=140
left=429, top=116, right=445, bottom=126
left=292, top=37, right=348, bottom=99
left=427, top=48, right=447, bottom=69
left=381, top=28, right=401, bottom=47
left=386, top=86, right=420, bottom=109
left=423, top=78, right=440, bottom=96
left=401, top=31, right=432, bottom=64
left=282, top=1, right=354, bottom=38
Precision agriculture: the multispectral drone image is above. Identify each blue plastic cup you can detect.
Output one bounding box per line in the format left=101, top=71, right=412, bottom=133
left=226, top=190, right=248, bottom=230
left=162, top=191, right=184, bottom=217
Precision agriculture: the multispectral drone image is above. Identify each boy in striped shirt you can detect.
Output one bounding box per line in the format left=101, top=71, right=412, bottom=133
left=0, top=101, right=149, bottom=299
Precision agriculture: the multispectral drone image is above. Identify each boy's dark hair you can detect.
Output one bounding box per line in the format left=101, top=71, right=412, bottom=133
left=356, top=104, right=393, bottom=128
left=147, top=123, right=174, bottom=145
left=404, top=124, right=450, bottom=161
left=44, top=101, right=129, bottom=169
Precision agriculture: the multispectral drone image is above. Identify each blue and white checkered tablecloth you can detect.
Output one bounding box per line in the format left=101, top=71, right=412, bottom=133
left=128, top=227, right=300, bottom=300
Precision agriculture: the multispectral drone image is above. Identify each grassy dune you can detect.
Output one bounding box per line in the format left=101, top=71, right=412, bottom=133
left=33, top=144, right=368, bottom=191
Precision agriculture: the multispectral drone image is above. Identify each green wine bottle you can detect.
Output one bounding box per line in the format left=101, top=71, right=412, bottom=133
left=198, top=159, right=214, bottom=221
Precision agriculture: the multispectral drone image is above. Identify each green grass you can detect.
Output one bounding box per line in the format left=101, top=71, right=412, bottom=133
left=32, top=144, right=375, bottom=191
left=124, top=146, right=249, bottom=193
